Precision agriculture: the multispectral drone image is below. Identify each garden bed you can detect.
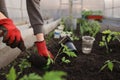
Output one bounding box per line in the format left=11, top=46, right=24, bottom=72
left=0, top=31, right=120, bottom=80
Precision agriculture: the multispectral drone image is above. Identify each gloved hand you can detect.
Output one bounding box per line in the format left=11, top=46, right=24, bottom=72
left=0, top=18, right=26, bottom=51
left=35, top=40, right=54, bottom=59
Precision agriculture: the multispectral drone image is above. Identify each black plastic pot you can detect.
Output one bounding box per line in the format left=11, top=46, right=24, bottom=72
left=59, top=36, right=78, bottom=54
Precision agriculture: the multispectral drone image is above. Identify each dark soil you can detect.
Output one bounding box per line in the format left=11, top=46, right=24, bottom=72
left=0, top=32, right=120, bottom=80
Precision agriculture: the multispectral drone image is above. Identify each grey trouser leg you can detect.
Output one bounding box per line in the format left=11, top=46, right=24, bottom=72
left=0, top=0, right=8, bottom=17
left=26, top=0, right=44, bottom=35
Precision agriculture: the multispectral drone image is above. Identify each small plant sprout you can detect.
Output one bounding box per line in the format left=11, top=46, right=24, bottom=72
left=61, top=44, right=77, bottom=57
left=100, top=60, right=120, bottom=72
left=42, top=71, right=67, bottom=80
left=99, top=30, right=120, bottom=53
left=46, top=57, right=54, bottom=66
left=70, top=33, right=79, bottom=41
left=19, top=73, right=42, bottom=80
left=54, top=44, right=77, bottom=64
left=6, top=67, right=17, bottom=80
left=62, top=57, right=71, bottom=64
left=20, top=71, right=67, bottom=80
left=100, top=60, right=114, bottom=72
left=18, top=59, right=31, bottom=75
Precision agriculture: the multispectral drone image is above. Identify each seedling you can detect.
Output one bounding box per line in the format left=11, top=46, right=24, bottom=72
left=100, top=60, right=114, bottom=72
left=61, top=57, right=71, bottom=64
left=46, top=57, right=54, bottom=66
left=6, top=67, right=66, bottom=80
left=18, top=59, right=31, bottom=75
left=42, top=71, right=67, bottom=80
left=61, top=44, right=77, bottom=57
left=6, top=67, right=17, bottom=80
left=20, top=71, right=67, bottom=80
left=100, top=60, right=120, bottom=72
left=53, top=44, right=77, bottom=64
left=43, top=56, right=54, bottom=69
left=19, top=73, right=42, bottom=80
left=70, top=33, right=79, bottom=41
left=99, top=30, right=120, bottom=53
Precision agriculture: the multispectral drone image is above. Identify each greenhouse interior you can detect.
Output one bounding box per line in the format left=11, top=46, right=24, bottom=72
left=0, top=0, right=120, bottom=80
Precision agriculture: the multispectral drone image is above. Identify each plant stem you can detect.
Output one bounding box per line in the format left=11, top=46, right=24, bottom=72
left=53, top=47, right=63, bottom=63
left=115, top=36, right=120, bottom=42
left=105, top=41, right=109, bottom=53
left=112, top=60, right=120, bottom=64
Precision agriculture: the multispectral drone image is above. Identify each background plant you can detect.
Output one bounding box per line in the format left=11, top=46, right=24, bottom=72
left=80, top=20, right=100, bottom=37
left=70, top=32, right=79, bottom=41
left=45, top=31, right=54, bottom=43
left=99, top=30, right=120, bottom=53
left=81, top=10, right=93, bottom=19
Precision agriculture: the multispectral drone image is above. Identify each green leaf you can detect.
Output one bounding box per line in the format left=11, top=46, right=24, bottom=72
left=18, top=59, right=31, bottom=73
left=64, top=60, right=71, bottom=63
left=107, top=35, right=112, bottom=42
left=99, top=41, right=105, bottom=46
left=43, top=71, right=67, bottom=80
left=100, top=64, right=107, bottom=71
left=47, top=58, right=53, bottom=66
left=64, top=51, right=77, bottom=57
left=108, top=61, right=114, bottom=71
left=102, top=36, right=106, bottom=41
left=20, top=73, right=42, bottom=80
left=6, top=67, right=17, bottom=80
left=62, top=57, right=66, bottom=61
left=102, top=30, right=111, bottom=34
left=62, top=57, right=71, bottom=64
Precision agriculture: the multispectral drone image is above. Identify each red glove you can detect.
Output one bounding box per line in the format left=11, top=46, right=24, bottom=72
left=0, top=18, right=26, bottom=51
left=35, top=40, right=54, bottom=59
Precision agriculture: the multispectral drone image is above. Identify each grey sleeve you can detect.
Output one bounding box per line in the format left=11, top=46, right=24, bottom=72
left=0, top=0, right=8, bottom=17
left=26, top=0, right=44, bottom=35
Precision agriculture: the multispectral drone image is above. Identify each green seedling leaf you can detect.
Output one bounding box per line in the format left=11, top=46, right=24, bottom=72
left=100, top=60, right=114, bottom=72
left=6, top=67, right=17, bottom=80
left=43, top=71, right=67, bottom=80
left=99, top=41, right=105, bottom=46
left=108, top=61, right=114, bottom=71
left=20, top=73, right=42, bottom=80
left=47, top=57, right=53, bottom=66
left=107, top=35, right=112, bottom=42
left=102, top=36, right=106, bottom=41
left=18, top=59, right=31, bottom=71
left=62, top=57, right=71, bottom=64
left=102, top=30, right=111, bottom=34
left=64, top=51, right=77, bottom=57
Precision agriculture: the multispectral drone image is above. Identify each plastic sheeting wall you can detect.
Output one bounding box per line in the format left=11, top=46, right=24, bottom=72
left=104, top=0, right=120, bottom=18
left=5, top=0, right=28, bottom=23
left=4, top=0, right=120, bottom=23
left=41, top=0, right=105, bottom=18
